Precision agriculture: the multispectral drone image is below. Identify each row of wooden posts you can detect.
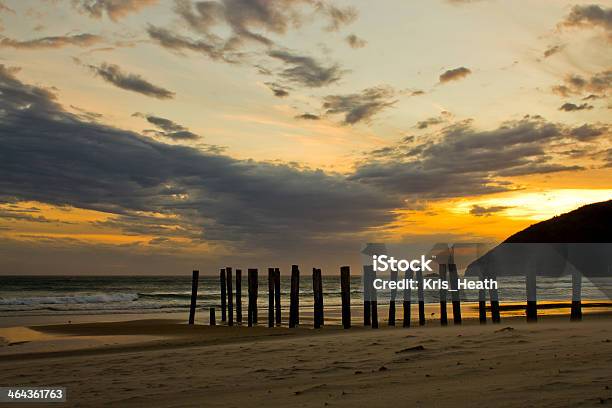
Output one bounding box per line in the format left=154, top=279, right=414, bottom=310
left=188, top=264, right=583, bottom=327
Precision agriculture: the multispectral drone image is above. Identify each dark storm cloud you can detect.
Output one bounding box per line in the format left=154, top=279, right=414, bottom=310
left=133, top=113, right=200, bottom=140
left=295, top=113, right=320, bottom=120
left=86, top=62, right=175, bottom=99
left=268, top=49, right=344, bottom=87
left=264, top=81, right=290, bottom=97
left=559, top=102, right=594, bottom=111
left=345, top=34, right=366, bottom=49
left=559, top=4, right=612, bottom=39
left=469, top=205, right=510, bottom=217
left=0, top=65, right=400, bottom=250
left=0, top=33, right=102, bottom=49
left=351, top=117, right=601, bottom=198
left=552, top=70, right=612, bottom=97
left=72, top=0, right=158, bottom=21
left=322, top=86, right=396, bottom=125
left=439, top=67, right=472, bottom=83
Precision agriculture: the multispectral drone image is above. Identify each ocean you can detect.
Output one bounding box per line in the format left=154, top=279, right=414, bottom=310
left=1, top=275, right=610, bottom=318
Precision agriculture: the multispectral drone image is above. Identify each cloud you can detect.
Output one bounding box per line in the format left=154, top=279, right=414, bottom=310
left=72, top=0, right=158, bottom=21
left=469, top=205, right=510, bottom=217
left=133, top=113, right=200, bottom=140
left=146, top=25, right=243, bottom=63
left=0, top=33, right=102, bottom=49
left=0, top=1, right=15, bottom=14
left=543, top=44, right=564, bottom=58
left=569, top=123, right=609, bottom=141
left=322, top=86, right=396, bottom=125
left=295, top=113, right=320, bottom=120
left=416, top=111, right=452, bottom=129
left=552, top=70, right=612, bottom=97
left=0, top=65, right=400, bottom=254
left=351, top=116, right=601, bottom=198
left=264, top=81, right=290, bottom=97
left=86, top=62, right=175, bottom=99
left=559, top=102, right=594, bottom=111
left=268, top=49, right=344, bottom=87
left=439, top=67, right=472, bottom=83
left=559, top=4, right=612, bottom=40
left=318, top=3, right=358, bottom=32
left=410, top=90, right=425, bottom=96
left=345, top=34, right=366, bottom=49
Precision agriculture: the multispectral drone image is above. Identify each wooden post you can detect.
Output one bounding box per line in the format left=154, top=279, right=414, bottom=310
left=439, top=264, right=448, bottom=326
left=209, top=307, right=216, bottom=326
left=268, top=268, right=274, bottom=328
left=371, top=268, right=378, bottom=329
left=363, top=265, right=372, bottom=326
left=289, top=265, right=300, bottom=328
left=478, top=288, right=487, bottom=324
left=388, top=269, right=397, bottom=326
left=220, top=268, right=226, bottom=322
left=571, top=269, right=582, bottom=321
left=248, top=268, right=258, bottom=326
left=403, top=269, right=412, bottom=327
left=489, top=273, right=501, bottom=323
left=236, top=269, right=242, bottom=324
left=448, top=263, right=462, bottom=324
left=526, top=268, right=537, bottom=322
left=227, top=267, right=233, bottom=326
left=312, top=268, right=323, bottom=328
left=274, top=268, right=281, bottom=326
left=340, top=266, right=351, bottom=329
left=417, top=269, right=425, bottom=326
left=188, top=270, right=199, bottom=325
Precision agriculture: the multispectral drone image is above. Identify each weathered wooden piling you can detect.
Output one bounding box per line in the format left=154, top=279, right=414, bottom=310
left=188, top=270, right=199, bottom=325
left=388, top=269, right=397, bottom=326
left=209, top=307, right=216, bottom=326
left=312, top=268, right=324, bottom=328
left=371, top=267, right=379, bottom=329
left=403, top=269, right=412, bottom=328
left=220, top=268, right=227, bottom=322
left=526, top=269, right=537, bottom=322
left=489, top=274, right=501, bottom=323
left=268, top=268, right=274, bottom=328
left=448, top=263, right=462, bottom=324
left=417, top=269, right=425, bottom=325
left=289, top=265, right=300, bottom=328
left=478, top=288, right=487, bottom=324
left=363, top=265, right=372, bottom=326
left=227, top=267, right=233, bottom=326
left=247, top=268, right=258, bottom=326
left=571, top=269, right=582, bottom=321
left=439, top=264, right=448, bottom=326
left=340, top=266, right=351, bottom=329
left=236, top=269, right=242, bottom=324
left=274, top=268, right=281, bottom=326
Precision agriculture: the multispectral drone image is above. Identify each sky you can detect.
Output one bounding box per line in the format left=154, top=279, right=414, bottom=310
left=0, top=0, right=610, bottom=275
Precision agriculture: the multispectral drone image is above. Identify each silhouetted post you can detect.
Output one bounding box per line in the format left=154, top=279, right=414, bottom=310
left=220, top=268, right=227, bottom=322
left=571, top=269, right=582, bottom=321
left=363, top=265, right=372, bottom=326
left=448, top=263, right=462, bottom=324
left=340, top=266, right=351, bottom=329
left=274, top=268, right=281, bottom=326
left=478, top=288, right=487, bottom=324
left=227, top=267, right=233, bottom=326
left=312, top=268, right=323, bottom=328
left=403, top=269, right=412, bottom=328
left=268, top=268, right=274, bottom=328
left=289, top=265, right=300, bottom=328
left=489, top=272, right=501, bottom=323
left=388, top=269, right=397, bottom=326
left=417, top=269, right=425, bottom=325
left=439, top=264, right=448, bottom=326
left=236, top=269, right=242, bottom=324
left=209, top=307, right=216, bottom=326
left=247, top=268, right=258, bottom=326
left=526, top=268, right=537, bottom=322
left=371, top=268, right=379, bottom=329
left=188, top=270, right=199, bottom=325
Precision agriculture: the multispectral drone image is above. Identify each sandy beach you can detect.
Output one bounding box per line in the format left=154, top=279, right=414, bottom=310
left=1, top=306, right=611, bottom=407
